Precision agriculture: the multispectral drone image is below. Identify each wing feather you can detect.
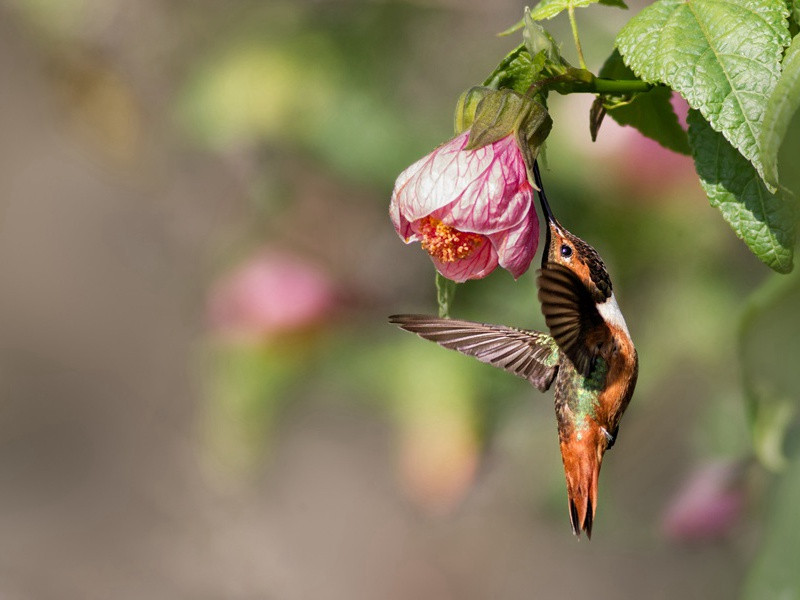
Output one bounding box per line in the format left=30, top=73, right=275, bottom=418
left=389, top=314, right=560, bottom=392
left=537, top=263, right=608, bottom=377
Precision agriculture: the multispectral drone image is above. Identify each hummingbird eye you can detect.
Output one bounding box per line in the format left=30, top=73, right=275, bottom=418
left=560, top=244, right=573, bottom=258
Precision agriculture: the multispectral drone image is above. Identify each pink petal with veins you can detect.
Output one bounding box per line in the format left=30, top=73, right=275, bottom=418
left=389, top=130, right=538, bottom=281
left=488, top=201, right=539, bottom=279
left=430, top=237, right=497, bottom=283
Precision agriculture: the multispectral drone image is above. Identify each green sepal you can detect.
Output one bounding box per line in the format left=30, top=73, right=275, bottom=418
left=516, top=102, right=553, bottom=175
left=454, top=86, right=494, bottom=134
left=465, top=89, right=552, bottom=168
left=466, top=89, right=532, bottom=149
left=482, top=45, right=544, bottom=94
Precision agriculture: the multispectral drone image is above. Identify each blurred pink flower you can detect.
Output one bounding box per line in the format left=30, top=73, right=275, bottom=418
left=208, top=249, right=334, bottom=340
left=390, top=131, right=538, bottom=282
left=661, top=460, right=746, bottom=542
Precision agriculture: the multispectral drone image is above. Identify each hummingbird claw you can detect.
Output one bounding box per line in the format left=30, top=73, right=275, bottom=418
left=600, top=427, right=614, bottom=444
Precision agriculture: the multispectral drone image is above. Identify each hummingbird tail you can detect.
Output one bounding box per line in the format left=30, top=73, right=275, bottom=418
left=560, top=432, right=604, bottom=539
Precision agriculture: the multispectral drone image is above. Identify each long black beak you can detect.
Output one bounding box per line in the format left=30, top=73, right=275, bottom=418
left=532, top=160, right=556, bottom=225
left=533, top=160, right=556, bottom=267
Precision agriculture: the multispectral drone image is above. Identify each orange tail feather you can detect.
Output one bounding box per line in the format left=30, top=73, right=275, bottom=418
left=560, top=429, right=605, bottom=539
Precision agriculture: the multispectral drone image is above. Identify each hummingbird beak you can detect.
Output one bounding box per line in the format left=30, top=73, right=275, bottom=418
left=532, top=160, right=556, bottom=226
left=532, top=160, right=557, bottom=265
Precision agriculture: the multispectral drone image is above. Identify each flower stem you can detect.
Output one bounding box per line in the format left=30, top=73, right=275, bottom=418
left=568, top=5, right=587, bottom=70
left=528, top=75, right=653, bottom=96
left=435, top=272, right=457, bottom=318
left=591, top=79, right=653, bottom=94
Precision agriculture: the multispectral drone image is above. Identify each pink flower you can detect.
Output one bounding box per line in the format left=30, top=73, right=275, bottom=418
left=207, top=249, right=335, bottom=341
left=661, top=460, right=746, bottom=542
left=390, top=131, right=538, bottom=282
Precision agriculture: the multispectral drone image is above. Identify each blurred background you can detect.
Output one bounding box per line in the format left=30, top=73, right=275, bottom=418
left=1, top=0, right=799, bottom=598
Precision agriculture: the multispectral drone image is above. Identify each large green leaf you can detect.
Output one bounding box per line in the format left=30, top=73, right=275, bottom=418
left=528, top=0, right=626, bottom=20
left=791, top=0, right=800, bottom=31
left=743, top=451, right=800, bottom=599
left=616, top=0, right=790, bottom=185
left=760, top=34, right=800, bottom=189
left=597, top=49, right=690, bottom=154
left=688, top=110, right=795, bottom=273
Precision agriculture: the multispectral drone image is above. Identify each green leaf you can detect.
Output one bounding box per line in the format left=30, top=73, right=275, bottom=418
left=760, top=34, right=800, bottom=188
left=688, top=110, right=795, bottom=273
left=743, top=450, right=800, bottom=599
left=528, top=0, right=627, bottom=21
left=616, top=0, right=790, bottom=185
left=523, top=11, right=564, bottom=66
left=497, top=19, right=524, bottom=37
left=482, top=45, right=542, bottom=94
left=790, top=0, right=800, bottom=33
left=596, top=49, right=690, bottom=154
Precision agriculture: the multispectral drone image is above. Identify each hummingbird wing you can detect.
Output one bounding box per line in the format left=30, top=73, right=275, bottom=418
left=537, top=263, right=608, bottom=378
left=389, top=314, right=560, bottom=392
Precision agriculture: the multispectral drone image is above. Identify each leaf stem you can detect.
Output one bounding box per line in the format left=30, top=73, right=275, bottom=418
left=568, top=5, right=587, bottom=70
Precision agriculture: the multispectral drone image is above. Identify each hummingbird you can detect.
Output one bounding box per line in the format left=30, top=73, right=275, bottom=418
left=390, top=161, right=638, bottom=538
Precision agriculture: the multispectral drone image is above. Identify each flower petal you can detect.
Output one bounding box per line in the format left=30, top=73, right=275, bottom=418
left=390, top=132, right=472, bottom=225
left=391, top=133, right=530, bottom=234
left=487, top=199, right=539, bottom=279
left=428, top=236, right=497, bottom=282
left=390, top=195, right=415, bottom=241
left=435, top=139, right=531, bottom=235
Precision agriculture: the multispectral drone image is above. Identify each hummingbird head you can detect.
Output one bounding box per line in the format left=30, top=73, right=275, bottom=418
left=532, top=161, right=613, bottom=303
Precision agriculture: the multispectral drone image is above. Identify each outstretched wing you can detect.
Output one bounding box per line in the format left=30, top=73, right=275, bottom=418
left=389, top=314, right=560, bottom=392
left=537, top=263, right=608, bottom=377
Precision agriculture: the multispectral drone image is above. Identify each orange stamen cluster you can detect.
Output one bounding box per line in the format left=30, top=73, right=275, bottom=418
left=419, top=216, right=482, bottom=263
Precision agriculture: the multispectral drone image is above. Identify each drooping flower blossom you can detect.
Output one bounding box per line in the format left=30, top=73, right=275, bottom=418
left=661, top=460, right=746, bottom=542
left=390, top=130, right=538, bottom=282
left=207, top=249, right=335, bottom=341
